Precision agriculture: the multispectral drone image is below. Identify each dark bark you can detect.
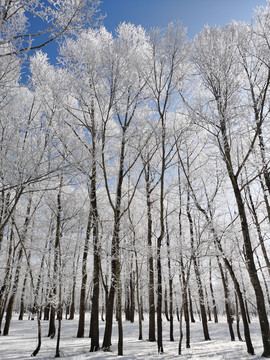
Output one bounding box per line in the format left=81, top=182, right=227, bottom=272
left=3, top=197, right=32, bottom=335
left=89, top=124, right=100, bottom=351
left=135, top=253, right=143, bottom=340
left=69, top=249, right=79, bottom=320
left=235, top=291, right=243, bottom=342
left=145, top=163, right=156, bottom=342
left=164, top=287, right=169, bottom=322
left=0, top=220, right=15, bottom=334
left=204, top=286, right=212, bottom=322
left=48, top=178, right=63, bottom=339
left=217, top=257, right=235, bottom=341
left=209, top=260, right=218, bottom=323
left=188, top=288, right=196, bottom=323
left=165, top=216, right=174, bottom=341
left=18, top=272, right=28, bottom=320
left=220, top=102, right=270, bottom=357
left=77, top=209, right=92, bottom=338
left=187, top=196, right=210, bottom=341
left=102, top=130, right=126, bottom=354
left=245, top=183, right=270, bottom=277
left=3, top=247, right=23, bottom=335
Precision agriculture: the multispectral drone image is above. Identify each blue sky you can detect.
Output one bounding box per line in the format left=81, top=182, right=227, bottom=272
left=100, top=0, right=267, bottom=38
left=23, top=0, right=267, bottom=81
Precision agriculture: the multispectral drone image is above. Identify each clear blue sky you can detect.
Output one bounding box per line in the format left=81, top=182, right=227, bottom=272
left=22, top=0, right=267, bottom=81
left=100, top=0, right=267, bottom=38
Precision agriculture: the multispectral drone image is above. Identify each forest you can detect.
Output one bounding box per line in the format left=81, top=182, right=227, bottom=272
left=1, top=0, right=270, bottom=358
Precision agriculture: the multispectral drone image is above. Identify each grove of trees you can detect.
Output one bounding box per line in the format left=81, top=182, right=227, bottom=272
left=1, top=0, right=270, bottom=358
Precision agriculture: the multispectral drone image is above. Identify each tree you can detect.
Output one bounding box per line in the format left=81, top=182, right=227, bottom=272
left=192, top=23, right=270, bottom=357
left=0, top=0, right=102, bottom=57
left=144, top=22, right=189, bottom=354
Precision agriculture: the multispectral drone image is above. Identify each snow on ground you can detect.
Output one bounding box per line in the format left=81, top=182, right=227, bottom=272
left=0, top=314, right=266, bottom=359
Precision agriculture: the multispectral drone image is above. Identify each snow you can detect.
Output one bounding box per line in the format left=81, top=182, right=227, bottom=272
left=0, top=314, right=265, bottom=359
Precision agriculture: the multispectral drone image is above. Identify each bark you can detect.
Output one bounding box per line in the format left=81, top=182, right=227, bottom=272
left=89, top=131, right=100, bottom=351
left=31, top=241, right=48, bottom=356
left=165, top=216, right=174, bottom=341
left=0, top=220, right=15, bottom=334
left=135, top=251, right=143, bottom=340
left=188, top=288, right=196, bottom=323
left=217, top=257, right=235, bottom=341
left=209, top=259, right=218, bottom=323
left=18, top=271, right=28, bottom=320
left=164, top=287, right=169, bottom=322
left=102, top=129, right=126, bottom=354
left=204, top=286, right=212, bottom=322
left=145, top=163, right=156, bottom=342
left=48, top=178, right=63, bottom=339
left=69, top=247, right=80, bottom=320
left=3, top=197, right=32, bottom=335
left=255, top=251, right=270, bottom=308
left=178, top=306, right=184, bottom=355
left=187, top=196, right=210, bottom=341
left=3, top=247, right=23, bottom=335
left=0, top=191, right=10, bottom=252
left=55, top=225, right=63, bottom=358
left=220, top=104, right=270, bottom=357
left=245, top=183, right=270, bottom=277
left=77, top=209, right=92, bottom=338
left=235, top=291, right=243, bottom=342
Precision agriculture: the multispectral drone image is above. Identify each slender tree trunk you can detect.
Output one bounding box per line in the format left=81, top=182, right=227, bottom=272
left=18, top=272, right=28, bottom=320
left=221, top=115, right=270, bottom=357
left=245, top=183, right=270, bottom=277
left=188, top=288, right=196, bottom=323
left=165, top=215, right=174, bottom=341
left=205, top=286, right=212, bottom=322
left=235, top=291, right=243, bottom=342
left=164, top=287, right=169, bottom=322
left=69, top=246, right=80, bottom=320
left=77, top=209, right=92, bottom=338
left=3, top=197, right=32, bottom=336
left=48, top=177, right=63, bottom=340
left=187, top=195, right=210, bottom=341
left=89, top=129, right=100, bottom=351
left=55, top=203, right=63, bottom=358
left=3, top=247, right=23, bottom=335
left=178, top=305, right=184, bottom=355
left=31, top=239, right=48, bottom=357
left=145, top=163, right=156, bottom=342
left=135, top=250, right=143, bottom=340
left=255, top=251, right=270, bottom=308
left=217, top=257, right=235, bottom=341
left=0, top=220, right=15, bottom=334
left=209, top=259, right=218, bottom=323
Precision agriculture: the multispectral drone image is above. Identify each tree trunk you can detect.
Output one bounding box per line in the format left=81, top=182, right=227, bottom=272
left=3, top=247, right=23, bottom=335
left=235, top=291, right=243, bottom=342
left=217, top=257, right=235, bottom=341
left=221, top=115, right=270, bottom=357
left=135, top=250, right=143, bottom=340
left=188, top=289, right=196, bottom=323
left=18, top=272, right=28, bottom=320
left=204, top=286, right=212, bottom=322
left=187, top=196, right=210, bottom=341
left=3, top=197, right=32, bottom=335
left=209, top=259, right=218, bottom=323
left=0, top=220, right=15, bottom=334
left=165, top=216, right=174, bottom=341
left=77, top=209, right=92, bottom=338
left=145, top=163, right=156, bottom=342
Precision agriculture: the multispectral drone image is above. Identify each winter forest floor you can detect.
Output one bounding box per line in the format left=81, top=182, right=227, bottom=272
left=0, top=314, right=266, bottom=359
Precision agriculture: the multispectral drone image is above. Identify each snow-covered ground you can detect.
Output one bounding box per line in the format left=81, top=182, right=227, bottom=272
left=0, top=314, right=266, bottom=359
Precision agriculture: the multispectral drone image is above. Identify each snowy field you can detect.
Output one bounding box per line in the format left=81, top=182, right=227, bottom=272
left=0, top=314, right=266, bottom=359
